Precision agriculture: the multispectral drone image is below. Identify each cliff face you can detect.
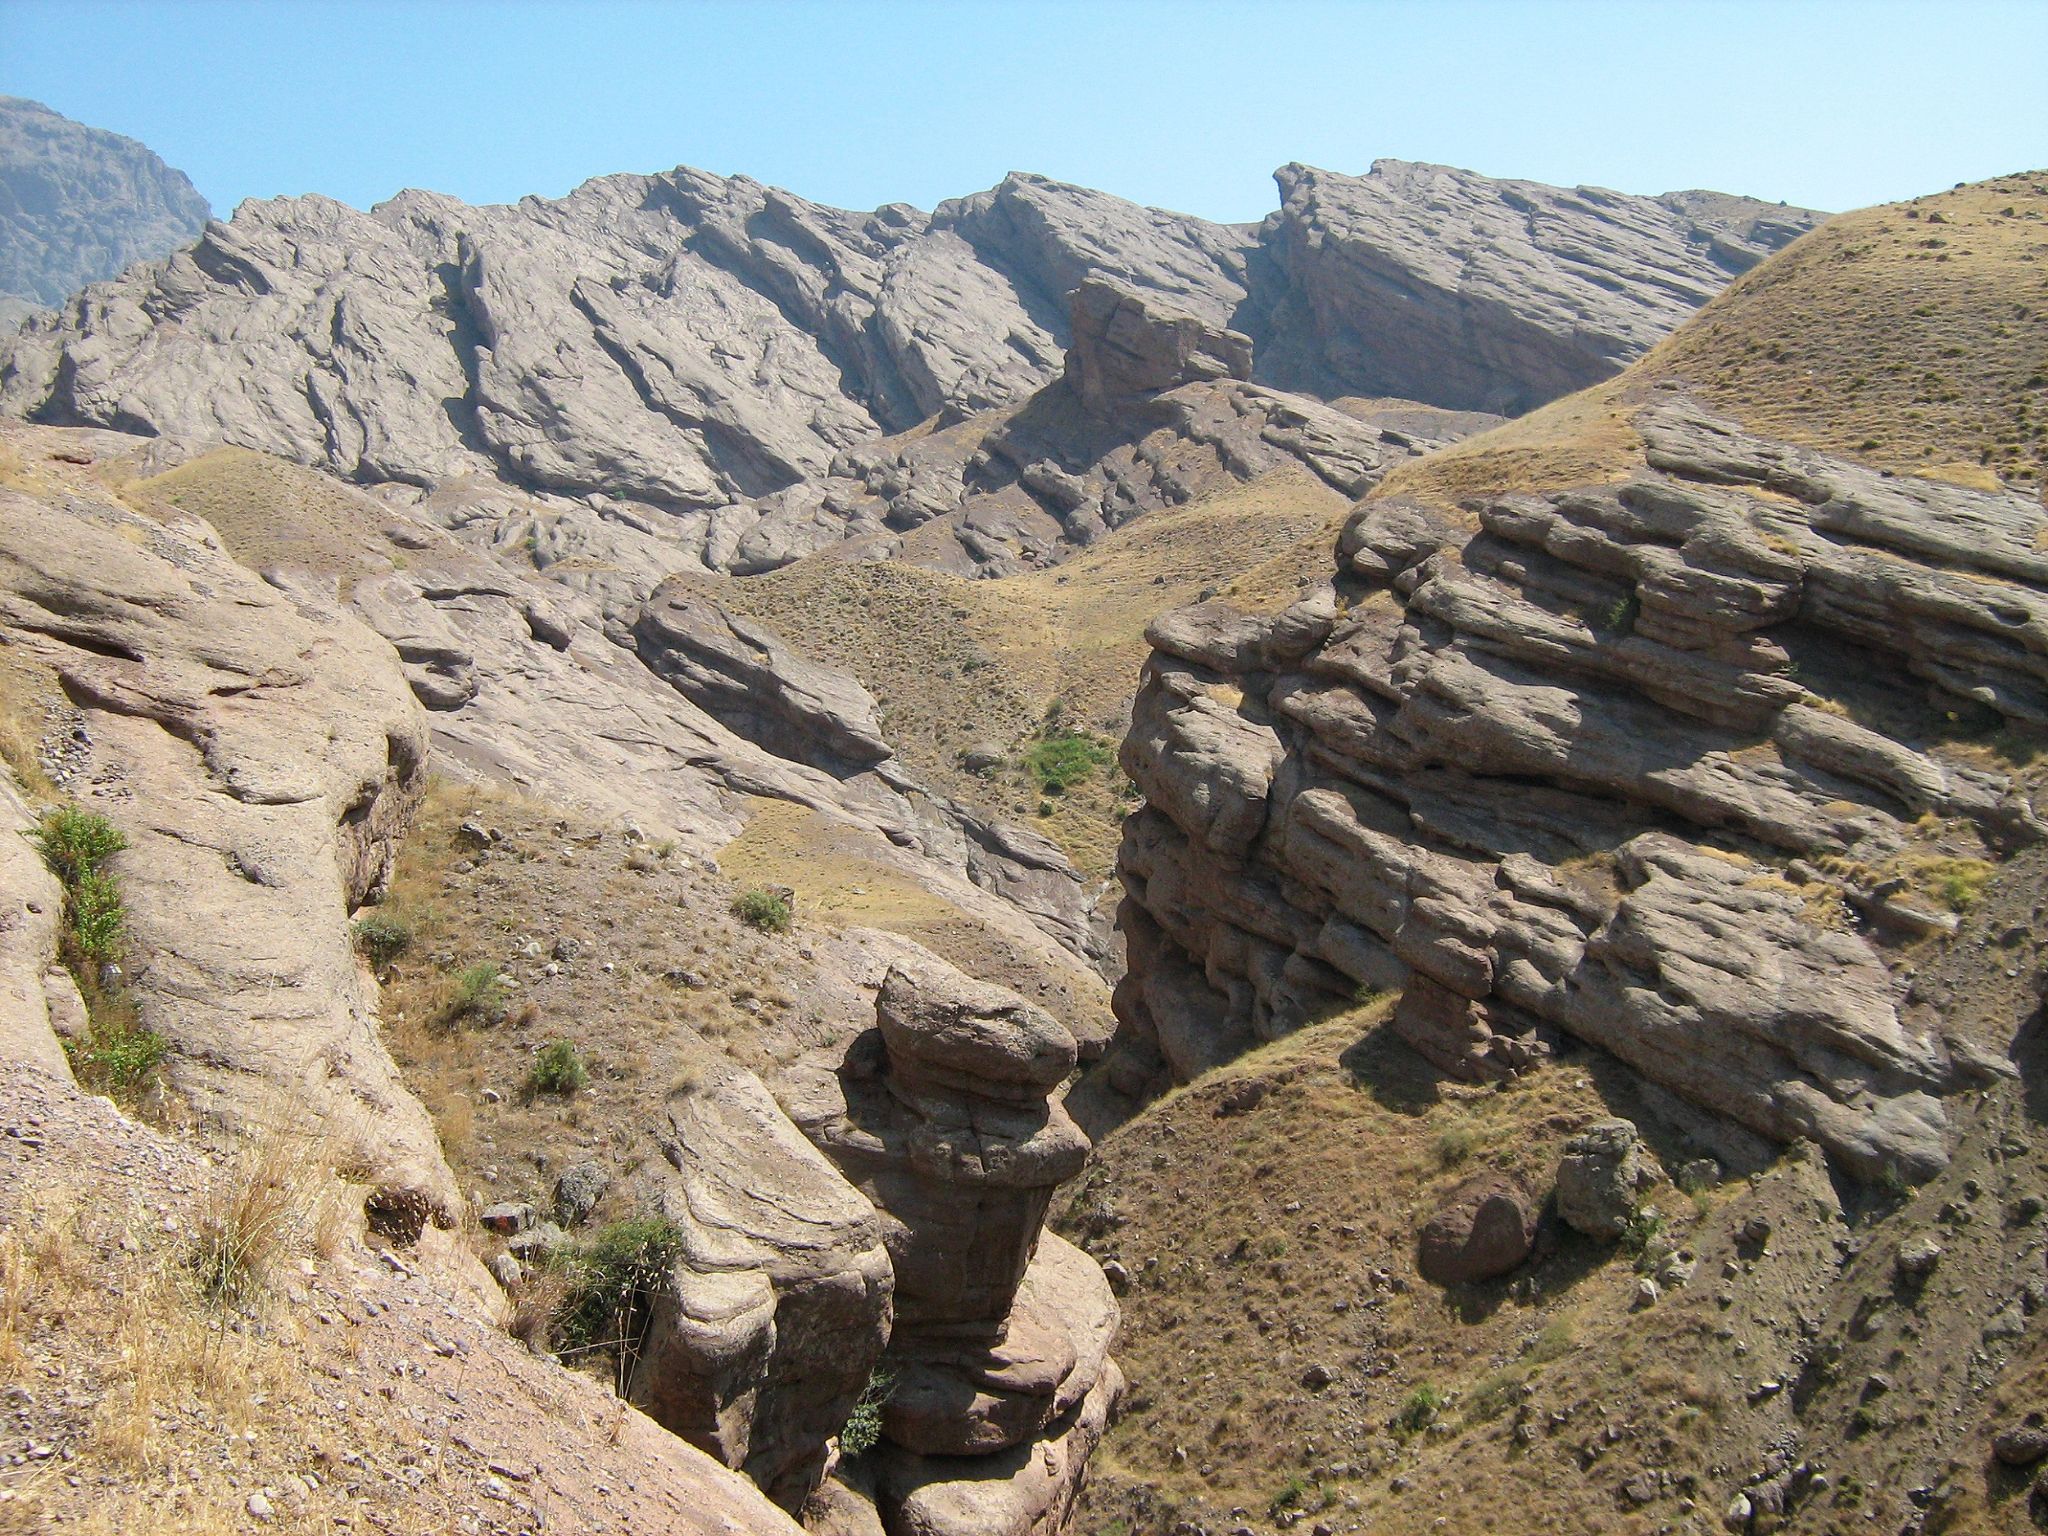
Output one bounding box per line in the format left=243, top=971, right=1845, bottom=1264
left=1113, top=398, right=2046, bottom=1182
left=0, top=158, right=1814, bottom=571
left=0, top=97, right=210, bottom=327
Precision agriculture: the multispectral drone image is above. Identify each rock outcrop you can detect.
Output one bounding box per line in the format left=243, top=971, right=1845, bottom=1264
left=0, top=96, right=209, bottom=329
left=0, top=158, right=1814, bottom=571
left=0, top=437, right=452, bottom=1223
left=1113, top=402, right=2047, bottom=1184
left=1249, top=160, right=1823, bottom=414
left=629, top=1049, right=894, bottom=1510
left=781, top=947, right=1120, bottom=1532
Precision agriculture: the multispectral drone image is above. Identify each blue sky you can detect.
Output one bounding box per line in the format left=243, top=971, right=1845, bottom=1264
left=3, top=0, right=2043, bottom=222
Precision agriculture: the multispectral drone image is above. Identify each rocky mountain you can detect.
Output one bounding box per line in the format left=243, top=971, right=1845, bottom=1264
left=0, top=157, right=1815, bottom=574
left=25, top=123, right=2048, bottom=1536
left=0, top=96, right=209, bottom=331
left=1078, top=169, right=2048, bottom=1535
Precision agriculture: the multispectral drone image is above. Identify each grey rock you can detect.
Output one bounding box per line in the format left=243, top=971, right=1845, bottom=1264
left=2, top=159, right=1795, bottom=571
left=1556, top=1120, right=1648, bottom=1241
left=552, top=1160, right=610, bottom=1228
left=1108, top=401, right=2039, bottom=1186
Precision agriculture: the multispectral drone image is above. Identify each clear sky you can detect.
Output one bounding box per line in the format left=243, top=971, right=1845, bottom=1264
left=3, top=0, right=2043, bottom=223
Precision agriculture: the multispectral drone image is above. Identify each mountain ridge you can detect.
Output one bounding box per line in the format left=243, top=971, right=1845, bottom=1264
left=0, top=155, right=1820, bottom=578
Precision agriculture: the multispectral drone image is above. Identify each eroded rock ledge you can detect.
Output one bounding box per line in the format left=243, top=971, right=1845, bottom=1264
left=1112, top=403, right=2047, bottom=1183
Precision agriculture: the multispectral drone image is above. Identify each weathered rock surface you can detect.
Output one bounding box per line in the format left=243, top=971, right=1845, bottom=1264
left=629, top=1048, right=893, bottom=1511
left=1416, top=1172, right=1538, bottom=1284
left=0, top=774, right=77, bottom=1081
left=780, top=945, right=1119, bottom=1513
left=1250, top=160, right=1824, bottom=414
left=1113, top=402, right=2047, bottom=1183
left=0, top=455, right=453, bottom=1221
left=633, top=590, right=892, bottom=772
left=0, top=97, right=209, bottom=327
left=0, top=158, right=1810, bottom=571
left=1555, top=1119, right=1653, bottom=1241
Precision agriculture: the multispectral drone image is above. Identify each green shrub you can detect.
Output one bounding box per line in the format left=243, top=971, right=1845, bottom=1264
left=1268, top=1475, right=1311, bottom=1517
left=26, top=805, right=126, bottom=884
left=1024, top=729, right=1113, bottom=795
left=67, top=1016, right=167, bottom=1097
left=1393, top=1383, right=1443, bottom=1436
left=68, top=869, right=125, bottom=962
left=552, top=1216, right=684, bottom=1356
left=732, top=888, right=792, bottom=933
left=840, top=1366, right=895, bottom=1457
left=447, top=962, right=508, bottom=1024
left=1435, top=1122, right=1477, bottom=1168
left=529, top=1039, right=590, bottom=1096
left=351, top=910, right=413, bottom=969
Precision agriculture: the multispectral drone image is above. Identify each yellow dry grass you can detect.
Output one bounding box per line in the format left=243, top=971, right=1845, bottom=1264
left=123, top=447, right=401, bottom=594
left=1645, top=169, right=2048, bottom=489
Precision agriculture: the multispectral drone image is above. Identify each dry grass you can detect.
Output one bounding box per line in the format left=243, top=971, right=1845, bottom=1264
left=123, top=447, right=404, bottom=596
left=694, top=464, right=1346, bottom=876
left=1370, top=375, right=1645, bottom=517
left=0, top=1178, right=349, bottom=1534
left=1646, top=170, right=2048, bottom=490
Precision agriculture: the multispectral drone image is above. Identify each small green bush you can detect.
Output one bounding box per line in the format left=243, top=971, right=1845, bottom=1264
left=448, top=962, right=508, bottom=1024
left=732, top=888, right=792, bottom=933
left=529, top=1039, right=590, bottom=1096
left=1024, top=729, right=1114, bottom=795
left=1393, top=1383, right=1443, bottom=1436
left=840, top=1366, right=895, bottom=1457
left=26, top=805, right=126, bottom=884
left=552, top=1216, right=684, bottom=1355
left=68, top=868, right=125, bottom=962
left=67, top=1018, right=167, bottom=1097
left=1435, top=1122, right=1477, bottom=1168
left=351, top=911, right=413, bottom=969
left=1268, top=1475, right=1311, bottom=1516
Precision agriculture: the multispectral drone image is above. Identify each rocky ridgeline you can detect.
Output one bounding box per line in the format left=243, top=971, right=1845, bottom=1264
left=1113, top=402, right=2048, bottom=1185
left=0, top=159, right=1814, bottom=572
left=0, top=97, right=210, bottom=329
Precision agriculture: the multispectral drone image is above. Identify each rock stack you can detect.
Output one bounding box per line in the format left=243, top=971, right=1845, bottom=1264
left=784, top=949, right=1122, bottom=1536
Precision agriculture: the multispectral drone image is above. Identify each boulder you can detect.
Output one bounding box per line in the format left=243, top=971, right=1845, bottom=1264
left=1416, top=1173, right=1538, bottom=1286
left=1555, top=1120, right=1649, bottom=1241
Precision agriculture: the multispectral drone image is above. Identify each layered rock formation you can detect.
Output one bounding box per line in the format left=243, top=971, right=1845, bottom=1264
left=1248, top=161, right=1822, bottom=413
left=0, top=157, right=1814, bottom=571
left=712, top=276, right=1487, bottom=576
left=782, top=948, right=1121, bottom=1535
left=629, top=1049, right=894, bottom=1509
left=1114, top=401, right=2047, bottom=1183
left=0, top=435, right=452, bottom=1222
left=0, top=97, right=209, bottom=329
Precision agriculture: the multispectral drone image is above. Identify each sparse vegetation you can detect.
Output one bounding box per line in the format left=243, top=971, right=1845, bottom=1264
left=551, top=1215, right=685, bottom=1380
left=1025, top=726, right=1115, bottom=795
left=446, top=960, right=509, bottom=1025
left=1394, top=1383, right=1443, bottom=1436
left=529, top=1039, right=591, bottom=1097
left=350, top=909, right=413, bottom=969
left=840, top=1365, right=895, bottom=1457
left=26, top=804, right=165, bottom=1103
left=732, top=886, right=794, bottom=932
